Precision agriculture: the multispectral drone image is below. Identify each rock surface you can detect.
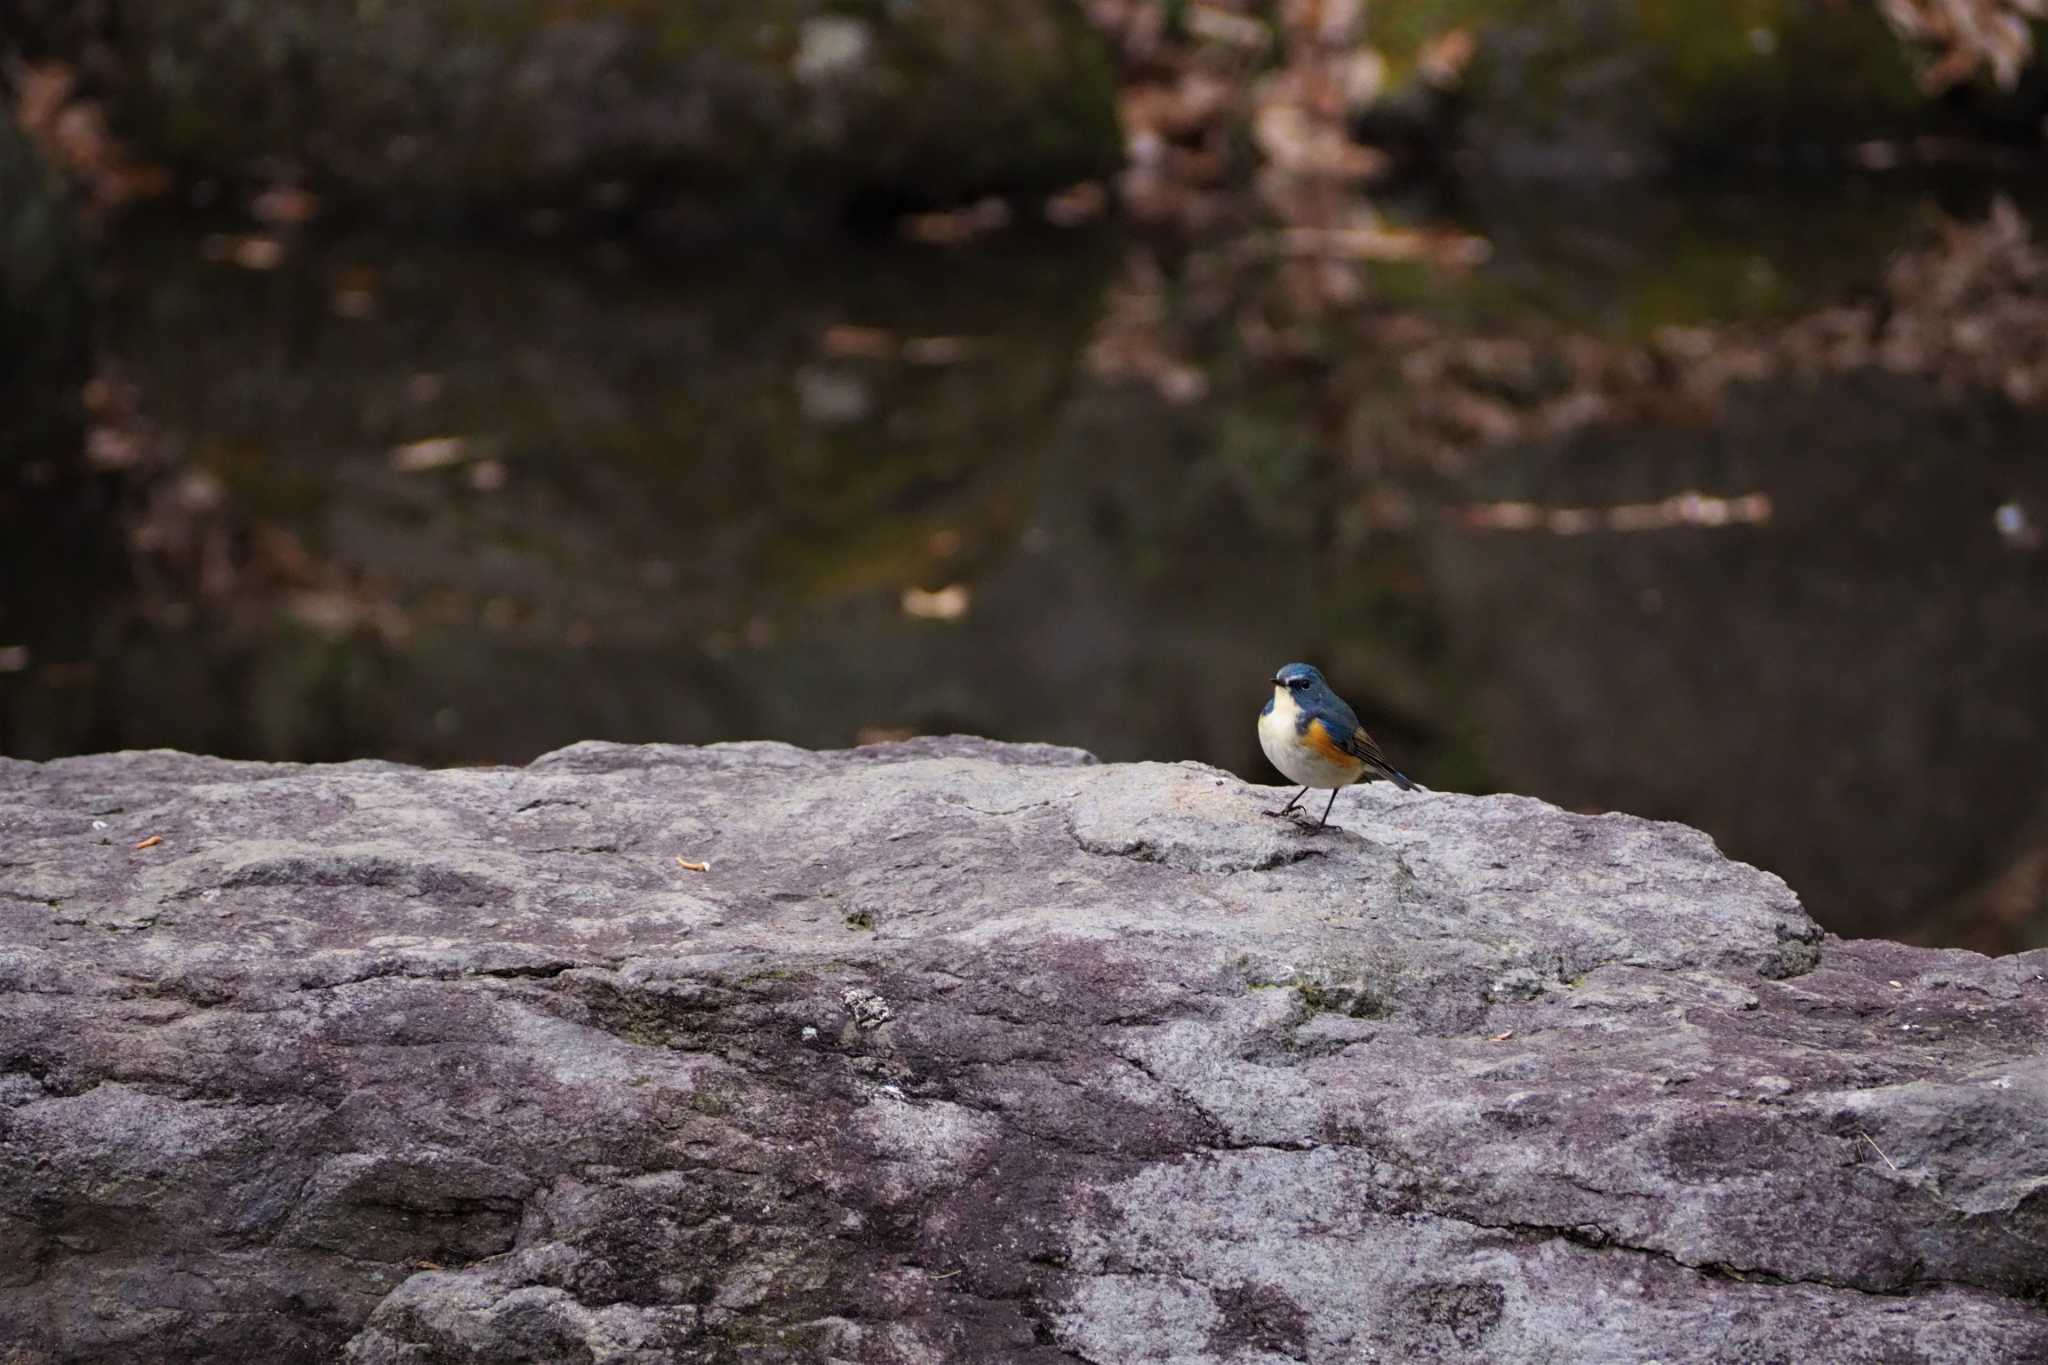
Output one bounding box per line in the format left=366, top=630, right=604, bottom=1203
left=1368, top=0, right=1926, bottom=175
left=1, top=739, right=2044, bottom=1362
left=52, top=0, right=1120, bottom=228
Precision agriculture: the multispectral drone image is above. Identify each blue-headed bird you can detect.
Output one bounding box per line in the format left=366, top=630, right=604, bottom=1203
left=1257, top=662, right=1414, bottom=828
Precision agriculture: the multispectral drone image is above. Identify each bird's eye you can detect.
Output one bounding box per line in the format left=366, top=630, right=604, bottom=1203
left=1286, top=677, right=1308, bottom=690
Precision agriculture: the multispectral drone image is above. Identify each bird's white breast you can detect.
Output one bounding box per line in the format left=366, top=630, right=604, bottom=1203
left=1258, top=687, right=1360, bottom=789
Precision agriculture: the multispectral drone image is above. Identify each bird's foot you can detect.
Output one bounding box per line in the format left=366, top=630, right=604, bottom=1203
left=1271, top=810, right=1330, bottom=833
left=1267, top=786, right=1310, bottom=819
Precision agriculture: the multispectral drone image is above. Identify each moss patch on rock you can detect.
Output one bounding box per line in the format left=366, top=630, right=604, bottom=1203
left=1372, top=0, right=1925, bottom=170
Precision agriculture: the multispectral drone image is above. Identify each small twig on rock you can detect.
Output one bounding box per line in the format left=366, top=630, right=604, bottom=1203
left=674, top=856, right=710, bottom=873
left=132, top=835, right=163, bottom=850
left=1858, top=1129, right=1901, bottom=1172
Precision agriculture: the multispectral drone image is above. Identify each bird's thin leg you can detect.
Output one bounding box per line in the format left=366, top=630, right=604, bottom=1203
left=1269, top=786, right=1308, bottom=817
left=1315, top=787, right=1341, bottom=829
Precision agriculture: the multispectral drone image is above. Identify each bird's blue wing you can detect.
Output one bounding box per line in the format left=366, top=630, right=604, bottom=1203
left=1302, top=689, right=1361, bottom=736
left=1337, top=725, right=1412, bottom=788
left=1309, top=690, right=1413, bottom=789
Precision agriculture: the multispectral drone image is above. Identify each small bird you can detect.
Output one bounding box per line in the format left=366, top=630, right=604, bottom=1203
left=1257, top=662, right=1414, bottom=829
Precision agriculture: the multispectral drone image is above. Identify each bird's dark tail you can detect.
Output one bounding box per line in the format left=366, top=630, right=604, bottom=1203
left=1370, top=761, right=1414, bottom=791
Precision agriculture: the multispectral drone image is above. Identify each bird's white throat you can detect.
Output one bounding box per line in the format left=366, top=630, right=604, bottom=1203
left=1258, top=684, right=1361, bottom=790
left=1263, top=684, right=1300, bottom=727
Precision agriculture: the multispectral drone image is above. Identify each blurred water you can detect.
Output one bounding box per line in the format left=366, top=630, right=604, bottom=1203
left=2, top=185, right=2045, bottom=952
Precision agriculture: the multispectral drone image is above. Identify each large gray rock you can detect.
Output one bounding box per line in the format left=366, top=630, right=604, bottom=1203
left=0, top=739, right=2043, bottom=1362
left=68, top=0, right=1121, bottom=227
left=1365, top=0, right=1927, bottom=176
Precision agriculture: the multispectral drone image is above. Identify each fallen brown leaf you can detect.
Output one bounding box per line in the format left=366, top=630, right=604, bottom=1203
left=901, top=197, right=1011, bottom=246
left=230, top=236, right=286, bottom=271
left=252, top=186, right=320, bottom=226
left=1419, top=26, right=1478, bottom=87
left=14, top=63, right=76, bottom=137
left=133, top=835, right=163, bottom=850
left=390, top=437, right=471, bottom=472
left=902, top=336, right=973, bottom=366
left=1044, top=180, right=1108, bottom=227
left=675, top=857, right=710, bottom=873
left=820, top=325, right=896, bottom=359
left=901, top=584, right=972, bottom=621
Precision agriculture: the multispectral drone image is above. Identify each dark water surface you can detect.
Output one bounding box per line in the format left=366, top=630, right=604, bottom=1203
left=4, top=187, right=2045, bottom=952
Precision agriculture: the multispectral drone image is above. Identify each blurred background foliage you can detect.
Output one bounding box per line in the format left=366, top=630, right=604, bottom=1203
left=3, top=0, right=2045, bottom=951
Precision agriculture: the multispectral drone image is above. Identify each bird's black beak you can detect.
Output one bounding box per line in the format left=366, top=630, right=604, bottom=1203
left=1270, top=674, right=1286, bottom=686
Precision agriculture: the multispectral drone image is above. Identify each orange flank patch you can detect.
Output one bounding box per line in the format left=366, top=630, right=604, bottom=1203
left=1305, top=719, right=1367, bottom=771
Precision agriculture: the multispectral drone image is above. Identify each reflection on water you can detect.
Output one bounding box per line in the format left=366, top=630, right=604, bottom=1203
left=2, top=189, right=2044, bottom=953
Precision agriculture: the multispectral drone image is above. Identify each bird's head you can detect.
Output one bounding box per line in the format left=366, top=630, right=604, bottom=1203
left=1271, top=662, right=1326, bottom=704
